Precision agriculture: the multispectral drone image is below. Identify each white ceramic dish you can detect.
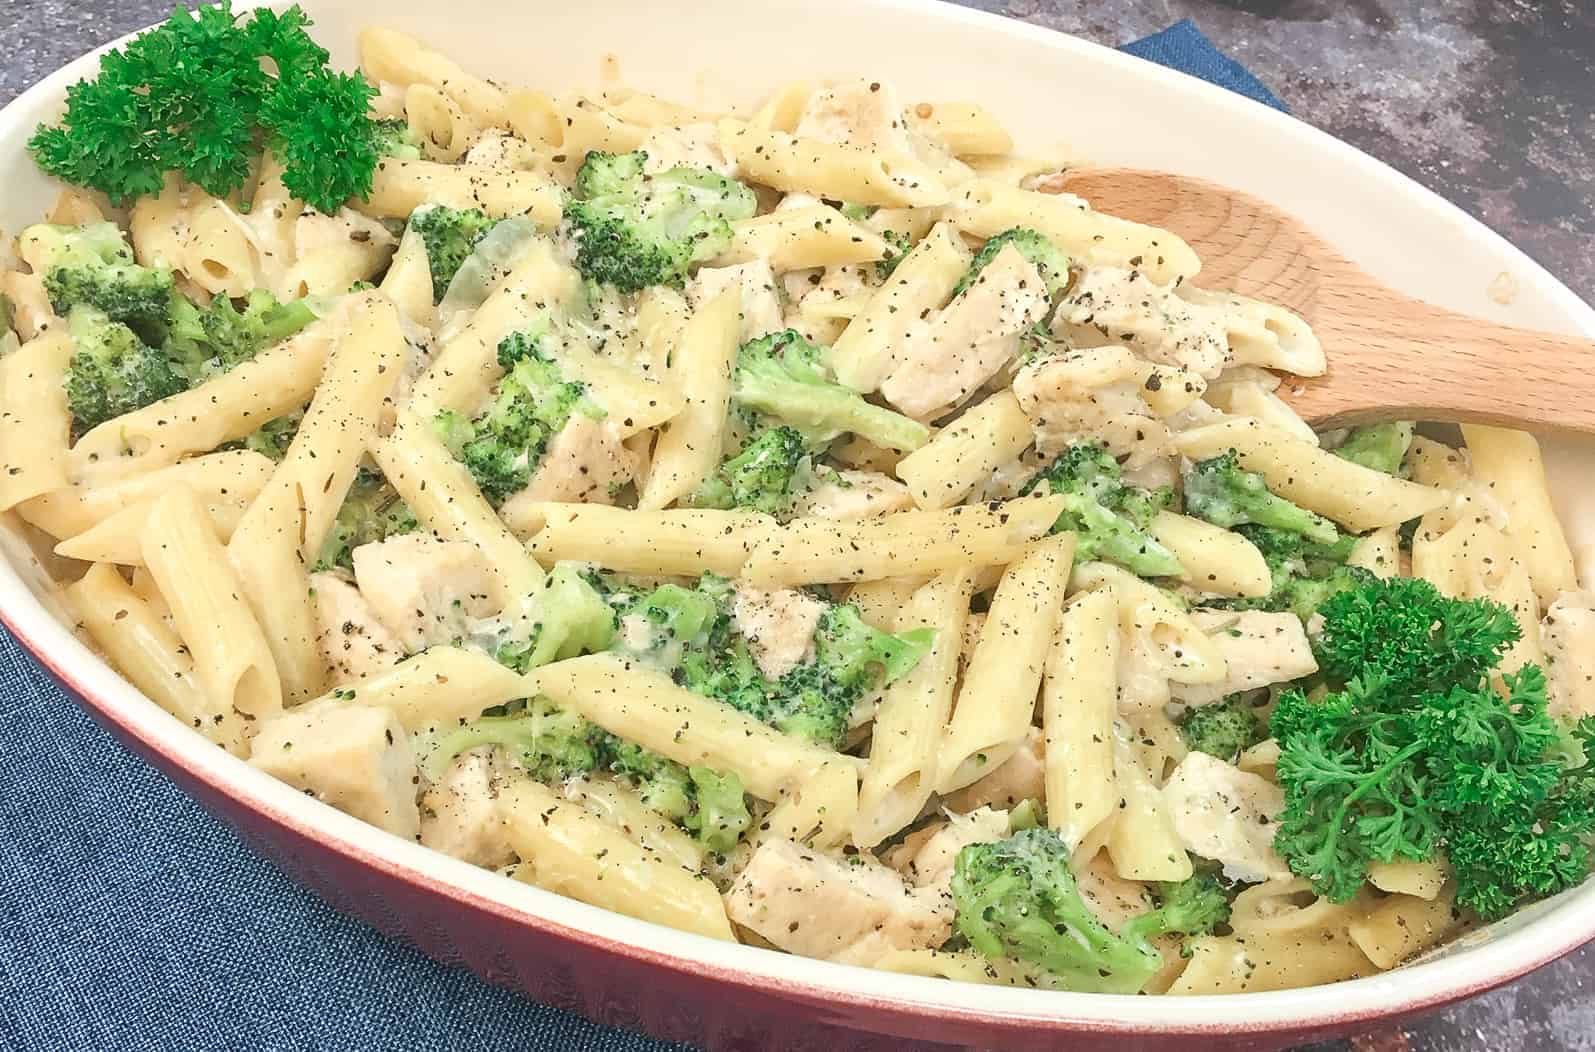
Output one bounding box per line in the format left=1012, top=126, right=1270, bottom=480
left=4, top=2, right=1593, bottom=1047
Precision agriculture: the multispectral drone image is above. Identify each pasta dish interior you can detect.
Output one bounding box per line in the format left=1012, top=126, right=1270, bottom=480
left=5, top=3, right=1594, bottom=998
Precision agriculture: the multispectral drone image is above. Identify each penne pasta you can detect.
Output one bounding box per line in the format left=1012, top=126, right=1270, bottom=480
left=740, top=494, right=1065, bottom=587
left=937, top=535, right=1074, bottom=792
left=854, top=571, right=975, bottom=846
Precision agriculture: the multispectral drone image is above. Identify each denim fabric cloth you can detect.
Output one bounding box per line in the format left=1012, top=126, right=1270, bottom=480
left=0, top=22, right=1283, bottom=1052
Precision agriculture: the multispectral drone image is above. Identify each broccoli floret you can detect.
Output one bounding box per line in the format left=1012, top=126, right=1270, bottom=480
left=682, top=766, right=754, bottom=855
left=950, top=828, right=1165, bottom=993
left=603, top=736, right=694, bottom=818
left=427, top=692, right=750, bottom=855
left=24, top=222, right=175, bottom=332
left=493, top=562, right=618, bottom=673
left=408, top=204, right=500, bottom=303
left=1236, top=523, right=1358, bottom=566
left=1121, top=870, right=1233, bottom=954
left=733, top=329, right=929, bottom=452
left=1222, top=524, right=1376, bottom=623
left=62, top=306, right=187, bottom=435
left=370, top=117, right=423, bottom=161
left=1334, top=422, right=1414, bottom=476
left=952, top=227, right=1072, bottom=299
left=689, top=426, right=809, bottom=517
left=611, top=579, right=724, bottom=668
left=311, top=469, right=418, bottom=572
left=1183, top=451, right=1339, bottom=545
left=239, top=412, right=302, bottom=461
left=875, top=228, right=913, bottom=281
left=676, top=597, right=930, bottom=748
left=564, top=150, right=758, bottom=291
left=164, top=288, right=321, bottom=381
left=434, top=331, right=599, bottom=505
left=1021, top=443, right=1182, bottom=577
left=814, top=603, right=934, bottom=691
left=429, top=697, right=606, bottom=784
left=601, top=743, right=752, bottom=855
left=1177, top=696, right=1267, bottom=763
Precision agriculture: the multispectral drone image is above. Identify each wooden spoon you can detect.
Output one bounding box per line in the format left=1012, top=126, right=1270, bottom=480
left=1061, top=167, right=1595, bottom=431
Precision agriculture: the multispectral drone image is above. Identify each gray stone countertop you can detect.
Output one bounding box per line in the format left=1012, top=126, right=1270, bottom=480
left=4, top=1, right=1593, bottom=1050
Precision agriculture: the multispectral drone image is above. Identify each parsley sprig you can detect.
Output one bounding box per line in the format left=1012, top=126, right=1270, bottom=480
left=29, top=2, right=381, bottom=213
left=1271, top=576, right=1595, bottom=919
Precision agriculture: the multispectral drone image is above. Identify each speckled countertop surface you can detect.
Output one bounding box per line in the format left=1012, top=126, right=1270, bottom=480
left=5, top=1, right=1594, bottom=1050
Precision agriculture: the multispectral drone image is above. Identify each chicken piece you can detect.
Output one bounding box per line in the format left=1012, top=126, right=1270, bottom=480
left=792, top=469, right=914, bottom=520
left=732, top=585, right=825, bottom=680
left=941, top=725, right=1045, bottom=813
left=1011, top=345, right=1205, bottom=468
left=1055, top=265, right=1230, bottom=378
left=420, top=747, right=514, bottom=868
left=899, top=807, right=1009, bottom=890
left=639, top=122, right=736, bottom=177
left=724, top=837, right=952, bottom=966
left=521, top=415, right=638, bottom=505
left=880, top=245, right=1049, bottom=421
left=689, top=260, right=784, bottom=341
left=794, top=80, right=916, bottom=155
left=1544, top=591, right=1595, bottom=721
left=351, top=533, right=498, bottom=653
left=1173, top=610, right=1318, bottom=707
left=1161, top=752, right=1291, bottom=884
left=251, top=703, right=420, bottom=839
left=310, top=571, right=403, bottom=684
left=464, top=133, right=542, bottom=170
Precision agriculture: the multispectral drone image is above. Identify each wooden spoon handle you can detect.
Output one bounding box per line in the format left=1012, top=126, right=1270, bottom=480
left=1288, top=290, right=1595, bottom=431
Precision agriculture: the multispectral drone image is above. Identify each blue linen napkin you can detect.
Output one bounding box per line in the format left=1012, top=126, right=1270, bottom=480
left=0, top=21, right=1285, bottom=1052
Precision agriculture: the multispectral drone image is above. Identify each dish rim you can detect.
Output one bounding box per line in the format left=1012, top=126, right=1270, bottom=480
left=4, top=0, right=1595, bottom=1038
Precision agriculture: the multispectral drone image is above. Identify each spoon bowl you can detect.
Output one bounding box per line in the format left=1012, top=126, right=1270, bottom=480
left=1063, top=167, right=1594, bottom=431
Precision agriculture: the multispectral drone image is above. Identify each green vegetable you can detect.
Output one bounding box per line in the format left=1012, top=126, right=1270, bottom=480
left=875, top=229, right=913, bottom=281
left=688, top=425, right=809, bottom=518
left=1020, top=442, right=1181, bottom=577
left=494, top=562, right=618, bottom=673
left=164, top=288, right=320, bottom=381
left=28, top=3, right=398, bottom=213
left=239, top=412, right=303, bottom=461
left=733, top=329, right=929, bottom=453
left=951, top=828, right=1223, bottom=992
left=1334, top=422, right=1414, bottom=476
left=25, top=223, right=174, bottom=331
left=1121, top=870, right=1234, bottom=956
left=952, top=227, right=1071, bottom=299
left=368, top=117, right=423, bottom=162
left=1310, top=576, right=1519, bottom=698
left=682, top=766, right=754, bottom=855
left=408, top=205, right=502, bottom=303
left=63, top=306, right=187, bottom=436
left=611, top=579, right=724, bottom=670
left=1177, top=696, right=1267, bottom=764
left=433, top=328, right=599, bottom=505
left=564, top=150, right=757, bottom=291
left=663, top=583, right=930, bottom=747
left=1271, top=576, right=1595, bottom=917
left=311, top=469, right=418, bottom=572
left=432, top=698, right=607, bottom=784
left=814, top=603, right=935, bottom=691
left=1222, top=524, right=1375, bottom=623
left=429, top=695, right=751, bottom=854
left=1183, top=451, right=1339, bottom=545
